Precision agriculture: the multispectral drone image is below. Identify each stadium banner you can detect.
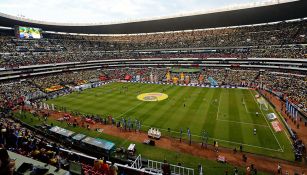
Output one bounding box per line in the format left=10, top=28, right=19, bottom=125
left=76, top=80, right=88, bottom=85
left=125, top=74, right=132, bottom=81
left=73, top=83, right=92, bottom=91
left=99, top=75, right=107, bottom=81
left=271, top=121, right=283, bottom=132
left=135, top=75, right=140, bottom=81
left=45, top=85, right=64, bottom=92
left=172, top=77, right=179, bottom=84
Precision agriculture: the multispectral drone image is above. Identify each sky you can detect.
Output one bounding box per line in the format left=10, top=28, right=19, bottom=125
left=0, top=0, right=272, bottom=24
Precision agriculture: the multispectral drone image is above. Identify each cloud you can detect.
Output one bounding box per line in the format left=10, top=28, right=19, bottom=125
left=0, top=0, right=264, bottom=23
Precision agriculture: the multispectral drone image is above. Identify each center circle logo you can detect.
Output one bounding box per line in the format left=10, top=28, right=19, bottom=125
left=137, top=92, right=168, bottom=101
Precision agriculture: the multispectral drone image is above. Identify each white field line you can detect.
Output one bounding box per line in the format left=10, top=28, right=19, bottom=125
left=216, top=118, right=269, bottom=127
left=115, top=84, right=171, bottom=119
left=216, top=91, right=265, bottom=127
left=216, top=91, right=222, bottom=120
left=244, top=106, right=255, bottom=115
left=243, top=98, right=253, bottom=114
left=95, top=83, right=283, bottom=152
left=268, top=100, right=294, bottom=147
left=141, top=124, right=283, bottom=152
left=115, top=102, right=144, bottom=119
left=249, top=90, right=284, bottom=152
left=242, top=96, right=257, bottom=115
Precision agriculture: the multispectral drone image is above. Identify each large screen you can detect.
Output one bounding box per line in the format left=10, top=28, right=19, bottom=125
left=16, top=26, right=42, bottom=39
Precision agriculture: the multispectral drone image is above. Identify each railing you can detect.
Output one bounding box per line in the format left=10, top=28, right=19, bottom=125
left=147, top=159, right=194, bottom=175
left=131, top=154, right=143, bottom=169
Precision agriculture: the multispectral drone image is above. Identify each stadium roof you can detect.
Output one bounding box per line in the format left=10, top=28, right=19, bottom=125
left=0, top=0, right=306, bottom=34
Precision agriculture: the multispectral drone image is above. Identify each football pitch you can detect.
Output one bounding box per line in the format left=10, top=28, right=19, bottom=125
left=46, top=82, right=294, bottom=160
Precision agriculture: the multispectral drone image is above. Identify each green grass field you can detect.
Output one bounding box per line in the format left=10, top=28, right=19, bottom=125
left=46, top=82, right=293, bottom=160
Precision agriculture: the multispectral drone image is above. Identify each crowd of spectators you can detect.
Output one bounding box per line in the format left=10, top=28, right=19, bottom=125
left=0, top=112, right=120, bottom=175
left=202, top=69, right=259, bottom=86
left=0, top=80, right=42, bottom=108
left=45, top=19, right=307, bottom=50
left=0, top=19, right=306, bottom=67
left=28, top=70, right=104, bottom=89
left=260, top=72, right=306, bottom=110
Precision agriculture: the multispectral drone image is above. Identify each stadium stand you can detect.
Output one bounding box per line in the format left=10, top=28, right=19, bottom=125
left=0, top=1, right=306, bottom=174
left=0, top=19, right=306, bottom=67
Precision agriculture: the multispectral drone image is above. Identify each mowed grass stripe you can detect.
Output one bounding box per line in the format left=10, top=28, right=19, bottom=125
left=248, top=90, right=282, bottom=150
left=181, top=88, right=211, bottom=136
left=227, top=89, right=244, bottom=144
left=116, top=84, right=171, bottom=119
left=241, top=90, right=267, bottom=125
left=139, top=85, right=186, bottom=127
left=163, top=87, right=199, bottom=132
left=203, top=88, right=221, bottom=139
left=48, top=83, right=125, bottom=112
left=235, top=89, right=254, bottom=146
left=199, top=88, right=218, bottom=141
left=103, top=83, right=166, bottom=115
left=119, top=85, right=177, bottom=123
left=239, top=89, right=268, bottom=148
left=216, top=88, right=231, bottom=142
left=49, top=83, right=157, bottom=116
left=175, top=87, right=211, bottom=136
left=150, top=86, right=191, bottom=129
left=109, top=83, right=167, bottom=117
left=138, top=86, right=179, bottom=121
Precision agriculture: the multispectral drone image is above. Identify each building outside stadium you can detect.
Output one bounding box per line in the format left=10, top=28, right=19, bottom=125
left=0, top=0, right=306, bottom=175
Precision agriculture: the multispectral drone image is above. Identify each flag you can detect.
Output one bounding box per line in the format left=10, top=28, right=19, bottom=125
left=180, top=72, right=184, bottom=81
left=292, top=106, right=296, bottom=119
left=290, top=104, right=294, bottom=118
left=166, top=71, right=171, bottom=81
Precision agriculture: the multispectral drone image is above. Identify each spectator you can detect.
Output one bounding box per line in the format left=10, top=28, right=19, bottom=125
left=162, top=160, right=171, bottom=175
left=109, top=162, right=118, bottom=175
left=101, top=159, right=110, bottom=174
left=277, top=163, right=282, bottom=174
left=0, top=148, right=15, bottom=175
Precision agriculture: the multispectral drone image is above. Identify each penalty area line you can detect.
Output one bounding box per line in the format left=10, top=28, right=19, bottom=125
left=249, top=89, right=284, bottom=152
left=216, top=118, right=269, bottom=127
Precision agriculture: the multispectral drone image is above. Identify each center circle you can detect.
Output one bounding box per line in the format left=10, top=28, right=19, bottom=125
left=137, top=92, right=168, bottom=101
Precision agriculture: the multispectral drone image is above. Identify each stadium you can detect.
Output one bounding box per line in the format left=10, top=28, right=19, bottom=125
left=0, top=0, right=306, bottom=174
